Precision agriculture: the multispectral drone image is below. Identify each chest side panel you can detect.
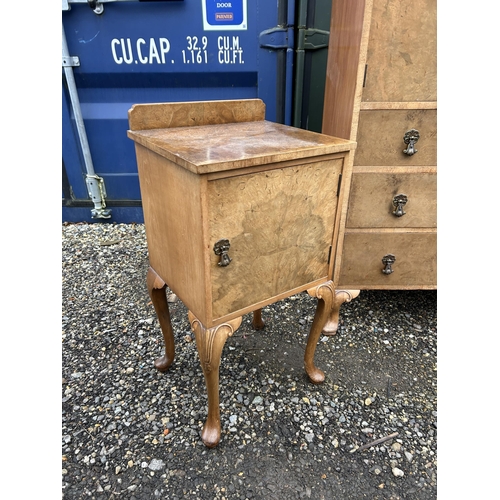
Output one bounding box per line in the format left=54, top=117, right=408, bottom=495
left=363, top=0, right=437, bottom=102
left=135, top=145, right=207, bottom=320
left=208, top=159, right=343, bottom=320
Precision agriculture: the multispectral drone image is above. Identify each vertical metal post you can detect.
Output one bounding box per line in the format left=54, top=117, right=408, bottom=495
left=293, top=0, right=308, bottom=127
left=284, top=0, right=295, bottom=126
left=62, top=22, right=111, bottom=219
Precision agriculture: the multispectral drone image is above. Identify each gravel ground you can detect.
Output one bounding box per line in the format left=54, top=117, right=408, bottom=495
left=62, top=222, right=437, bottom=499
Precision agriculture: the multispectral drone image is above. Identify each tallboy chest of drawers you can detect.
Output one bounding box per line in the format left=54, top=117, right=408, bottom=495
left=127, top=99, right=355, bottom=447
left=321, top=0, right=437, bottom=327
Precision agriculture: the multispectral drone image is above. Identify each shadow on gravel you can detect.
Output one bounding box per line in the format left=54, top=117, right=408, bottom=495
left=62, top=223, right=437, bottom=499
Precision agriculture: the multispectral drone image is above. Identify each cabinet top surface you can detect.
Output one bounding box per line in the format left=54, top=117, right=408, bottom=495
left=128, top=120, right=355, bottom=175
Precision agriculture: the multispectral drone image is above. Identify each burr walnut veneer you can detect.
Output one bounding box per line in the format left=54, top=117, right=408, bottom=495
left=128, top=99, right=355, bottom=447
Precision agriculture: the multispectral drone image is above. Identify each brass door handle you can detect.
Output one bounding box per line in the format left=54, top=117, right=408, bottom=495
left=382, top=254, right=396, bottom=275
left=213, top=239, right=232, bottom=267
left=392, top=194, right=408, bottom=217
left=403, top=129, right=420, bottom=156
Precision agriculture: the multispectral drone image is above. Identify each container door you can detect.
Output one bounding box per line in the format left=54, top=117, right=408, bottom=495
left=292, top=0, right=331, bottom=132
left=62, top=0, right=295, bottom=223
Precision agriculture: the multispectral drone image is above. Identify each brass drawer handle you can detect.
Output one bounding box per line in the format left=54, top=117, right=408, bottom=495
left=382, top=254, right=396, bottom=275
left=392, top=194, right=408, bottom=217
left=214, top=239, right=232, bottom=267
left=403, top=129, right=420, bottom=156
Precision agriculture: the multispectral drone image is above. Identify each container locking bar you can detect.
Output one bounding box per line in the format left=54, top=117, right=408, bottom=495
left=297, top=28, right=329, bottom=51
left=62, top=22, right=111, bottom=218
left=259, top=26, right=294, bottom=50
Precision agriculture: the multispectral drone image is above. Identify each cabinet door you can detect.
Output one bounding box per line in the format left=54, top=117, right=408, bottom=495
left=207, top=159, right=343, bottom=321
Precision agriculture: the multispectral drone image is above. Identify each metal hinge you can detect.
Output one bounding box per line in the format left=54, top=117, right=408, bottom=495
left=297, top=28, right=329, bottom=51
left=63, top=1, right=104, bottom=15
left=86, top=175, right=112, bottom=219
left=64, top=0, right=184, bottom=14
left=62, top=56, right=80, bottom=68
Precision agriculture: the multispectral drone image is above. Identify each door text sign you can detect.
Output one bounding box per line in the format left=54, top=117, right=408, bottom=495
left=202, top=0, right=247, bottom=31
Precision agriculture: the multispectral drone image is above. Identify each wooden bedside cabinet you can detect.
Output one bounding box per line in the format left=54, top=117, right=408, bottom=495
left=322, top=0, right=437, bottom=326
left=127, top=99, right=355, bottom=447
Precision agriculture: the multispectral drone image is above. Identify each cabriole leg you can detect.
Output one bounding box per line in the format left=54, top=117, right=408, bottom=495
left=146, top=267, right=175, bottom=372
left=304, top=281, right=336, bottom=384
left=252, top=308, right=265, bottom=330
left=188, top=312, right=242, bottom=448
left=322, top=290, right=360, bottom=336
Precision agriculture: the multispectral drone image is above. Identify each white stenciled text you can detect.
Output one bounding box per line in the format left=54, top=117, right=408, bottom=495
left=111, top=38, right=171, bottom=65
left=182, top=36, right=209, bottom=64
left=217, top=36, right=244, bottom=64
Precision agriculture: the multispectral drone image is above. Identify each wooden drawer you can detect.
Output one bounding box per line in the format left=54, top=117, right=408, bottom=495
left=337, top=231, right=436, bottom=288
left=354, top=109, right=436, bottom=166
left=346, top=170, right=436, bottom=228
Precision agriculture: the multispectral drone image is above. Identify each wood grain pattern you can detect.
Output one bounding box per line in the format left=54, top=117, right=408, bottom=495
left=128, top=99, right=265, bottom=131
left=134, top=144, right=208, bottom=322
left=346, top=170, right=436, bottom=228
left=128, top=121, right=354, bottom=175
left=360, top=102, right=437, bottom=110
left=322, top=0, right=371, bottom=140
left=363, top=0, right=437, bottom=103
left=207, top=159, right=343, bottom=321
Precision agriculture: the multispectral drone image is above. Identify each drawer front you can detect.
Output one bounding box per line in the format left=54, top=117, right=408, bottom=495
left=338, top=232, right=436, bottom=288
left=354, top=109, right=436, bottom=166
left=208, top=159, right=343, bottom=321
left=346, top=171, right=436, bottom=228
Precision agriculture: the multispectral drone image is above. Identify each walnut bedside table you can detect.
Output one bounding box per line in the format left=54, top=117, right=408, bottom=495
left=127, top=99, right=355, bottom=447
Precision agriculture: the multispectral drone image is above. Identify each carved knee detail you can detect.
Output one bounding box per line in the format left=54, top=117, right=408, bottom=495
left=188, top=312, right=242, bottom=448
left=322, top=289, right=361, bottom=336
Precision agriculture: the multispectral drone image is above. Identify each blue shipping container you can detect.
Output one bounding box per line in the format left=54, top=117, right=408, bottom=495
left=62, top=0, right=296, bottom=223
